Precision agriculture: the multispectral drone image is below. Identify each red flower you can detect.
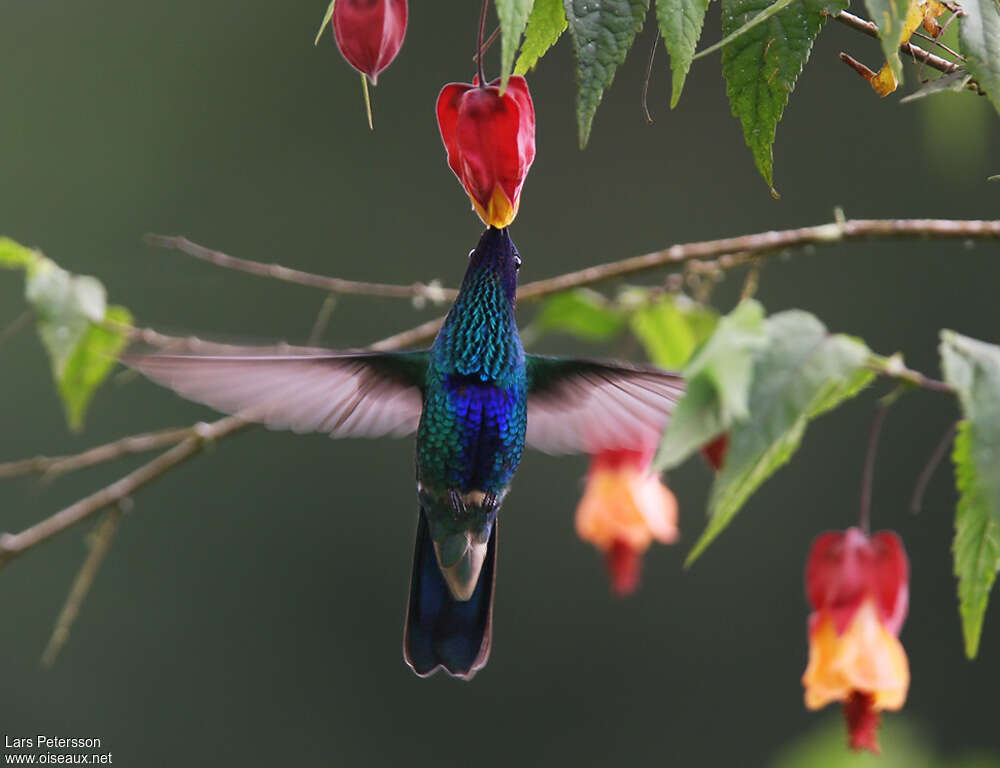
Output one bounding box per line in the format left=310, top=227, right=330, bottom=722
left=802, top=527, right=910, bottom=753
left=700, top=433, right=729, bottom=471
left=575, top=449, right=679, bottom=596
left=332, top=0, right=407, bottom=84
left=436, top=76, right=536, bottom=229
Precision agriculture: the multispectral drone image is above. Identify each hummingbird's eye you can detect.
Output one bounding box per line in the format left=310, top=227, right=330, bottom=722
left=514, top=256, right=522, bottom=271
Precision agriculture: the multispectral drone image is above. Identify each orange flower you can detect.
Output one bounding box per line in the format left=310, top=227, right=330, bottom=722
left=802, top=528, right=910, bottom=753
left=436, top=76, right=536, bottom=229
left=575, top=449, right=679, bottom=595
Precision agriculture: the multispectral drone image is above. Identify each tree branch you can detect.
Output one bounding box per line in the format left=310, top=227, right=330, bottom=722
left=833, top=10, right=964, bottom=77
left=145, top=234, right=456, bottom=304
left=1, top=217, right=993, bottom=569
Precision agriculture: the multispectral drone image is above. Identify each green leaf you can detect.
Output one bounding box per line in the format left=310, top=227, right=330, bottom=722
left=958, top=0, right=1000, bottom=118
left=899, top=69, right=973, bottom=103
left=23, top=257, right=131, bottom=431
left=940, top=330, right=1000, bottom=657
left=58, top=305, right=133, bottom=430
left=720, top=0, right=847, bottom=192
left=515, top=0, right=568, bottom=74
left=314, top=0, right=336, bottom=46
left=686, top=310, right=873, bottom=565
left=564, top=0, right=650, bottom=147
left=694, top=0, right=797, bottom=60
left=527, top=288, right=626, bottom=341
left=864, top=0, right=913, bottom=84
left=654, top=299, right=767, bottom=471
left=0, top=237, right=39, bottom=269
left=656, top=0, right=713, bottom=107
left=496, top=0, right=535, bottom=91
left=951, top=423, right=1000, bottom=659
left=630, top=294, right=718, bottom=368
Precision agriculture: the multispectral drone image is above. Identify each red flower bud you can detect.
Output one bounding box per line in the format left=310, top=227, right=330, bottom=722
left=802, top=527, right=910, bottom=753
left=700, top=433, right=729, bottom=472
left=436, top=76, right=536, bottom=229
left=332, top=0, right=407, bottom=84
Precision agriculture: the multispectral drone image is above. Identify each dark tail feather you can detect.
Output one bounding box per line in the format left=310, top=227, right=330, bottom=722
left=403, top=509, right=497, bottom=680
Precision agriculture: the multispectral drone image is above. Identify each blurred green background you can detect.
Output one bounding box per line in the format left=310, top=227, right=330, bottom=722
left=1, top=1, right=999, bottom=765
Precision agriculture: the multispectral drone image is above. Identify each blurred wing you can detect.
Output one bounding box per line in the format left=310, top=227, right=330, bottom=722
left=525, top=356, right=685, bottom=455
left=125, top=350, right=429, bottom=439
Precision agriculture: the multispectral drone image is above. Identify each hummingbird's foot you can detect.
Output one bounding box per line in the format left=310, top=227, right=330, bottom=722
left=448, top=488, right=467, bottom=516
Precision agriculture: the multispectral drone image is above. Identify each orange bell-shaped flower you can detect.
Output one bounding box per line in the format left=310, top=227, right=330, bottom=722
left=332, top=0, right=407, bottom=84
left=436, top=76, right=536, bottom=229
left=575, top=449, right=679, bottom=596
left=801, top=527, right=910, bottom=753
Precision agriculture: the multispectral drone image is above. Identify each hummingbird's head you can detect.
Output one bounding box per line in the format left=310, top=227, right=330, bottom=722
left=466, top=226, right=521, bottom=303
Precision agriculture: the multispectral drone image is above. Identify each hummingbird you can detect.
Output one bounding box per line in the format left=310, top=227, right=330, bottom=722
left=126, top=226, right=684, bottom=679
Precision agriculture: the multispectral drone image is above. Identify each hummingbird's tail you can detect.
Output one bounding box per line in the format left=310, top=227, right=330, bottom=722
left=403, top=508, right=496, bottom=680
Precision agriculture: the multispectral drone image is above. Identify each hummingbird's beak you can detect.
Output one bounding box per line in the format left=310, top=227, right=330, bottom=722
left=433, top=530, right=490, bottom=601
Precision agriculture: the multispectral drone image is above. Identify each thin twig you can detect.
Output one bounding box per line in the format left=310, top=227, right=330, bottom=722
left=144, top=234, right=455, bottom=303
left=642, top=34, right=659, bottom=125
left=476, top=0, right=488, bottom=85
left=0, top=425, right=194, bottom=480
left=910, top=421, right=959, bottom=514
left=308, top=294, right=338, bottom=345
left=473, top=25, right=501, bottom=64
left=834, top=11, right=963, bottom=76
left=859, top=399, right=891, bottom=534
left=0, top=310, right=33, bottom=348
left=0, top=416, right=247, bottom=570
left=40, top=506, right=123, bottom=668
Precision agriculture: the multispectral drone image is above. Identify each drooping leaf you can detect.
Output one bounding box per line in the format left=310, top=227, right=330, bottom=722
left=314, top=0, right=337, bottom=45
left=940, top=330, right=1000, bottom=657
left=515, top=0, right=568, bottom=74
left=0, top=237, right=39, bottom=269
left=864, top=0, right=916, bottom=84
left=951, top=423, right=1000, bottom=659
left=630, top=294, right=718, bottom=368
left=497, top=0, right=536, bottom=90
left=656, top=0, right=713, bottom=107
left=899, top=69, right=974, bottom=103
left=654, top=299, right=766, bottom=471
left=564, top=0, right=650, bottom=148
left=686, top=311, right=873, bottom=565
left=58, top=305, right=133, bottom=430
left=720, top=0, right=847, bottom=192
left=958, top=0, right=1000, bottom=118
left=527, top=288, right=626, bottom=341
left=4, top=248, right=133, bottom=431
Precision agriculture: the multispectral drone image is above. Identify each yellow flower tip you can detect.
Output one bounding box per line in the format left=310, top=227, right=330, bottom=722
left=802, top=600, right=909, bottom=712
left=471, top=186, right=518, bottom=229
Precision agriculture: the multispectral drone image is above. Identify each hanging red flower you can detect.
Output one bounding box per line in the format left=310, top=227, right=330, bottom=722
left=332, top=0, right=407, bottom=84
left=801, top=527, right=910, bottom=753
left=575, top=448, right=679, bottom=596
left=436, top=76, right=536, bottom=229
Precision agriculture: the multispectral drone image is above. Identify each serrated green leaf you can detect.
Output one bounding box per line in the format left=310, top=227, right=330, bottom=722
left=686, top=311, right=873, bottom=565
left=564, top=0, right=650, bottom=147
left=497, top=0, right=535, bottom=91
left=315, top=0, right=336, bottom=45
left=940, top=330, right=1000, bottom=657
left=515, top=0, right=568, bottom=74
left=899, top=69, right=973, bottom=103
left=630, top=294, right=719, bottom=368
left=654, top=299, right=767, bottom=470
left=864, top=0, right=913, bottom=84
left=528, top=288, right=626, bottom=341
left=720, top=0, right=846, bottom=191
left=0, top=237, right=39, bottom=269
left=656, top=0, right=713, bottom=107
left=59, top=305, right=133, bottom=430
left=694, top=0, right=797, bottom=60
left=951, top=423, right=1000, bottom=659
left=958, top=0, right=1000, bottom=118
